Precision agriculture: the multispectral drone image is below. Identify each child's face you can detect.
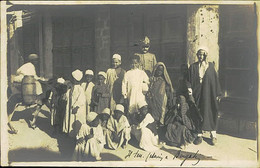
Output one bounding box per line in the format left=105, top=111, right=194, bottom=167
left=85, top=74, right=93, bottom=83
left=112, top=58, right=121, bottom=68
left=101, top=113, right=110, bottom=122
left=155, top=65, right=164, bottom=77
left=97, top=75, right=105, bottom=85
left=113, top=110, right=123, bottom=120
left=131, top=59, right=139, bottom=69
left=140, top=105, right=148, bottom=116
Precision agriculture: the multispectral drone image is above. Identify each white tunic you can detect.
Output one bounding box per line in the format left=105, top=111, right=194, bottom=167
left=122, top=69, right=149, bottom=114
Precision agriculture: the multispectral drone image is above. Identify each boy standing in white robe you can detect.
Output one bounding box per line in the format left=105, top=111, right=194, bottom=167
left=81, top=69, right=95, bottom=117
left=122, top=55, right=149, bottom=123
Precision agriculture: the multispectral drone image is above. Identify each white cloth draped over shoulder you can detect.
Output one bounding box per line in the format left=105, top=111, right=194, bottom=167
left=122, top=69, right=149, bottom=114
left=131, top=113, right=159, bottom=152
left=13, top=62, right=43, bottom=95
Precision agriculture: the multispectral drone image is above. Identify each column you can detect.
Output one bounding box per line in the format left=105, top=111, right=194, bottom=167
left=43, top=10, right=53, bottom=79
left=186, top=5, right=220, bottom=72
left=94, top=6, right=111, bottom=73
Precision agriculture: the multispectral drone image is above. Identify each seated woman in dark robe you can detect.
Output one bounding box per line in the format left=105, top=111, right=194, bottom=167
left=164, top=95, right=197, bottom=149
left=163, top=64, right=202, bottom=149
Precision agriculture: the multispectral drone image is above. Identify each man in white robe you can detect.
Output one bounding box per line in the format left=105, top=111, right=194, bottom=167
left=63, top=69, right=86, bottom=137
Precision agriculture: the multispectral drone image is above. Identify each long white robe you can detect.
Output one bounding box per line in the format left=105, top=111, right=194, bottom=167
left=122, top=69, right=149, bottom=114
left=81, top=82, right=95, bottom=116
left=106, top=115, right=131, bottom=150
left=73, top=124, right=105, bottom=160
left=63, top=84, right=86, bottom=137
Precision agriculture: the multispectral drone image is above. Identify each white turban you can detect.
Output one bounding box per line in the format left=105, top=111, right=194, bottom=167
left=87, top=112, right=98, bottom=123
left=112, top=54, right=121, bottom=61
left=98, top=71, right=107, bottom=79
left=85, top=69, right=94, bottom=76
left=115, top=104, right=124, bottom=113
left=137, top=100, right=148, bottom=109
left=102, top=108, right=111, bottom=115
left=57, top=77, right=65, bottom=84
left=198, top=46, right=209, bottom=53
left=72, top=69, right=83, bottom=81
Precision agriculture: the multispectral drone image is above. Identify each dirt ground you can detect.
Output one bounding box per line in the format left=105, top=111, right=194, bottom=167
left=7, top=105, right=258, bottom=167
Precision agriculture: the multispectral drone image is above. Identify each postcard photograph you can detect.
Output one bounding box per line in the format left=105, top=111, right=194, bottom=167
left=1, top=0, right=259, bottom=167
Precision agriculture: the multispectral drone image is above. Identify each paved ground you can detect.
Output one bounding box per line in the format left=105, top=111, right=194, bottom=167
left=7, top=105, right=258, bottom=167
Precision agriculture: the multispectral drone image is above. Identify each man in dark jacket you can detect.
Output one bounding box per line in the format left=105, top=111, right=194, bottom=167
left=188, top=48, right=222, bottom=145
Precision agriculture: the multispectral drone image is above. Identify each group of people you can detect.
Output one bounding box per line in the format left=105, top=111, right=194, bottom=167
left=8, top=36, right=222, bottom=161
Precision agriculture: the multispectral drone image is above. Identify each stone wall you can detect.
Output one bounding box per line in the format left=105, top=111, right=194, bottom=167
left=94, top=6, right=111, bottom=73
left=187, top=5, right=220, bottom=72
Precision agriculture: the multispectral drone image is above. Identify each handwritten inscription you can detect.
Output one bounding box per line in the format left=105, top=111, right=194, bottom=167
left=125, top=149, right=201, bottom=166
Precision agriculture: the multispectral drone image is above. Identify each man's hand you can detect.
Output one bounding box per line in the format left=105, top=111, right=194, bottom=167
left=77, top=137, right=84, bottom=144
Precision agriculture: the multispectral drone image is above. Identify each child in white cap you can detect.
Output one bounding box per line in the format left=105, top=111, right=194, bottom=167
left=90, top=71, right=110, bottom=114
left=73, top=112, right=105, bottom=161
left=106, top=104, right=131, bottom=150
left=106, top=54, right=126, bottom=112
left=62, top=69, right=87, bottom=136
left=131, top=100, right=160, bottom=152
left=81, top=69, right=95, bottom=116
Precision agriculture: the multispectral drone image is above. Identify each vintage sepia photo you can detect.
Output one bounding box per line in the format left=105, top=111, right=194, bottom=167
left=1, top=0, right=259, bottom=167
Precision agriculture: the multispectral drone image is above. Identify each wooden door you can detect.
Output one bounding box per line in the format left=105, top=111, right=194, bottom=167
left=219, top=5, right=258, bottom=120
left=52, top=6, right=95, bottom=80
left=110, top=5, right=187, bottom=89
